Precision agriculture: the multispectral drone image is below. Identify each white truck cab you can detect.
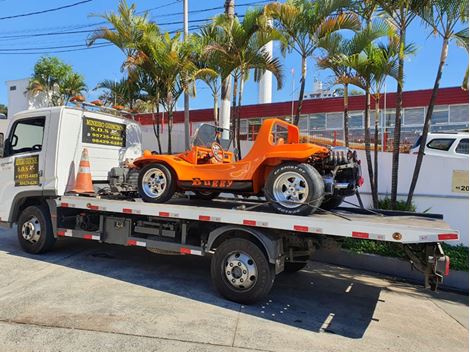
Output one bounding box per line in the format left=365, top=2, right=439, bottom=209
left=0, top=106, right=142, bottom=225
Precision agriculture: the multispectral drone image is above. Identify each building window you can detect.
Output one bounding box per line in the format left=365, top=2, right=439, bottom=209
left=456, top=138, right=469, bottom=155
left=404, top=107, right=424, bottom=126
left=326, top=112, right=342, bottom=129
left=449, top=104, right=469, bottom=124
left=384, top=110, right=396, bottom=127
left=431, top=105, right=449, bottom=125
left=247, top=118, right=262, bottom=141
left=309, top=114, right=326, bottom=131
left=349, top=112, right=363, bottom=129
left=9, top=85, right=16, bottom=91
left=299, top=115, right=308, bottom=134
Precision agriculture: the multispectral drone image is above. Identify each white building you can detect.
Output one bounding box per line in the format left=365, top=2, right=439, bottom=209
left=5, top=78, right=48, bottom=117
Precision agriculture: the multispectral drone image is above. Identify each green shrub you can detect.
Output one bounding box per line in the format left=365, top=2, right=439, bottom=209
left=341, top=238, right=468, bottom=272
left=377, top=196, right=416, bottom=212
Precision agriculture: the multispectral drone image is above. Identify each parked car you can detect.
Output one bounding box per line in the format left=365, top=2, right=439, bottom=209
left=410, top=132, right=469, bottom=158
left=133, top=118, right=362, bottom=216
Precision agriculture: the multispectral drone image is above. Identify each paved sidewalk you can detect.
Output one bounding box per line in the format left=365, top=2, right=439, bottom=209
left=0, top=228, right=467, bottom=352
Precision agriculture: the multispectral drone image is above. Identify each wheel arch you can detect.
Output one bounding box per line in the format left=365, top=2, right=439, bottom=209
left=9, top=191, right=56, bottom=225
left=207, top=225, right=283, bottom=266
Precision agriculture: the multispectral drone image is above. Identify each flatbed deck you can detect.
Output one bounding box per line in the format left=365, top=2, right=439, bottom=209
left=57, top=195, right=459, bottom=245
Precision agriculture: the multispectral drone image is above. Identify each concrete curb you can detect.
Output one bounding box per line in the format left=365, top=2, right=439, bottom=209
left=312, top=249, right=469, bottom=293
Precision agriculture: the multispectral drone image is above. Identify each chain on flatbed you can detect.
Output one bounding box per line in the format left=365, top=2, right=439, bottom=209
left=57, top=195, right=459, bottom=245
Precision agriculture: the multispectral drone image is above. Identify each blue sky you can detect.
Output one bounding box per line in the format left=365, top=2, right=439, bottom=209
left=0, top=0, right=468, bottom=110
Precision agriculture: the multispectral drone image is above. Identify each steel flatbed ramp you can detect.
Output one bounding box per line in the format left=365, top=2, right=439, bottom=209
left=58, top=195, right=459, bottom=245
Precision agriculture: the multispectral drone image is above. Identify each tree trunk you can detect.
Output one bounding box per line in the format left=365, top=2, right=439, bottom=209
left=220, top=76, right=232, bottom=132
left=231, top=74, right=239, bottom=148
left=151, top=110, right=163, bottom=155
left=343, top=82, right=349, bottom=147
left=406, top=37, right=449, bottom=207
left=373, top=93, right=380, bottom=208
left=294, top=55, right=307, bottom=126
left=167, top=108, right=173, bottom=154
left=391, top=22, right=405, bottom=208
left=213, top=92, right=219, bottom=125
left=364, top=86, right=377, bottom=207
left=236, top=75, right=244, bottom=160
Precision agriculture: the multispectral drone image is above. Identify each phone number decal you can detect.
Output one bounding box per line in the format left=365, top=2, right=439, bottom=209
left=82, top=116, right=126, bottom=147
left=14, top=155, right=39, bottom=187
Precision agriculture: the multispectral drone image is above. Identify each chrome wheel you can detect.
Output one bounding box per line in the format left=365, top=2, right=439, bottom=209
left=224, top=251, right=258, bottom=290
left=21, top=216, right=41, bottom=243
left=142, top=167, right=167, bottom=199
left=272, top=171, right=309, bottom=208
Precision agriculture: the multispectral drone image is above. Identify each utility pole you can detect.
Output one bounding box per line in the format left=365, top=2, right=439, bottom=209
left=183, top=0, right=190, bottom=150
left=220, top=0, right=234, bottom=137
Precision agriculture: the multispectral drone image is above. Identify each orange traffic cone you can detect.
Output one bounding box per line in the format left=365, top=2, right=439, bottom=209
left=72, top=148, right=95, bottom=194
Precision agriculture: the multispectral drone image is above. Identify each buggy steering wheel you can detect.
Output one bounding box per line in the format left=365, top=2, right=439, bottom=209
left=211, top=142, right=225, bottom=162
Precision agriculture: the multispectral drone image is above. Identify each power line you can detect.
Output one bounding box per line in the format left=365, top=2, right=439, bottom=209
left=0, top=0, right=93, bottom=21
left=0, top=26, right=204, bottom=55
left=0, top=0, right=267, bottom=37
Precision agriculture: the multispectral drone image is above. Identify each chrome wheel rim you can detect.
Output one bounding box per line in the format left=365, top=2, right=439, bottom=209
left=272, top=171, right=309, bottom=208
left=224, top=251, right=257, bottom=291
left=22, top=216, right=41, bottom=243
left=142, top=168, right=167, bottom=199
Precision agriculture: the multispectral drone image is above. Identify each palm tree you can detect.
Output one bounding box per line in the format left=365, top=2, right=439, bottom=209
left=135, top=31, right=209, bottom=153
left=406, top=0, right=469, bottom=207
left=205, top=10, right=284, bottom=157
left=95, top=78, right=140, bottom=108
left=376, top=0, right=430, bottom=208
left=60, top=73, right=87, bottom=105
left=195, top=26, right=226, bottom=125
left=265, top=0, right=360, bottom=126
left=317, top=26, right=387, bottom=146
left=369, top=40, right=403, bottom=205
left=345, top=48, right=377, bottom=206
left=137, top=71, right=164, bottom=154
left=88, top=0, right=157, bottom=110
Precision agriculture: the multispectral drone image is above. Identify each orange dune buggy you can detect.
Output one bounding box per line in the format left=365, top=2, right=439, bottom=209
left=133, top=118, right=362, bottom=216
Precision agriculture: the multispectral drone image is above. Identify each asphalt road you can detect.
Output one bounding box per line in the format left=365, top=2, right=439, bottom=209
left=0, top=227, right=468, bottom=352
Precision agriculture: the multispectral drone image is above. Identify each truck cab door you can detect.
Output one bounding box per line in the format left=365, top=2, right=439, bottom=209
left=0, top=114, right=49, bottom=223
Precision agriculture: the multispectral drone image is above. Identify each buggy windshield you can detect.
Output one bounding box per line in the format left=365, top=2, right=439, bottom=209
left=192, top=124, right=232, bottom=150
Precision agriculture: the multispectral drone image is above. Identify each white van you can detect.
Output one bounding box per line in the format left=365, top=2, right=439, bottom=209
left=410, top=132, right=469, bottom=158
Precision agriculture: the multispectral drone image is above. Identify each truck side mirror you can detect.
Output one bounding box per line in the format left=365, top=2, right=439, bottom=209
left=0, top=133, right=4, bottom=158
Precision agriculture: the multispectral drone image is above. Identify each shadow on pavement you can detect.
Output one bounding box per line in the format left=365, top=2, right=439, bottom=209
left=2, top=234, right=386, bottom=339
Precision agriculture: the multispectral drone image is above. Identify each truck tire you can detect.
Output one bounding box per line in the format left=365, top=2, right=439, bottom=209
left=265, top=163, right=324, bottom=216
left=211, top=238, right=275, bottom=304
left=320, top=195, right=344, bottom=211
left=17, top=205, right=56, bottom=254
left=138, top=163, right=175, bottom=203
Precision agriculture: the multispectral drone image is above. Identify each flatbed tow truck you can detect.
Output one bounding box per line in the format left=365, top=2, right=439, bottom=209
left=0, top=105, right=458, bottom=304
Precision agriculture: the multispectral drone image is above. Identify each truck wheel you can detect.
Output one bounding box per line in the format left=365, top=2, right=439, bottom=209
left=138, top=163, right=175, bottom=203
left=17, top=205, right=56, bottom=254
left=265, top=163, right=324, bottom=216
left=194, top=190, right=220, bottom=200
left=211, top=238, right=274, bottom=304
left=284, top=256, right=309, bottom=273
left=320, top=195, right=344, bottom=211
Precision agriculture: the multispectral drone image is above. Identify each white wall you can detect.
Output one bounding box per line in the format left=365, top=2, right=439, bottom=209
left=353, top=150, right=469, bottom=245
left=5, top=78, right=48, bottom=117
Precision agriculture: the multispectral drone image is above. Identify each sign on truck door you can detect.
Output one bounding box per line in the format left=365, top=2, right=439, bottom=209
left=0, top=115, right=49, bottom=222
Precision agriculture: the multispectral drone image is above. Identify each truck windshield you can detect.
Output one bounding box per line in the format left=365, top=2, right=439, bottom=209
left=192, top=124, right=232, bottom=150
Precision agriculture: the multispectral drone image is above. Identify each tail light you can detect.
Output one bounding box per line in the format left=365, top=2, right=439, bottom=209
left=357, top=176, right=364, bottom=187
left=444, top=255, right=450, bottom=276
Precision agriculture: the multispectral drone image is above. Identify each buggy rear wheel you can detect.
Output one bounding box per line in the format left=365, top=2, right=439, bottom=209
left=265, top=163, right=324, bottom=216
